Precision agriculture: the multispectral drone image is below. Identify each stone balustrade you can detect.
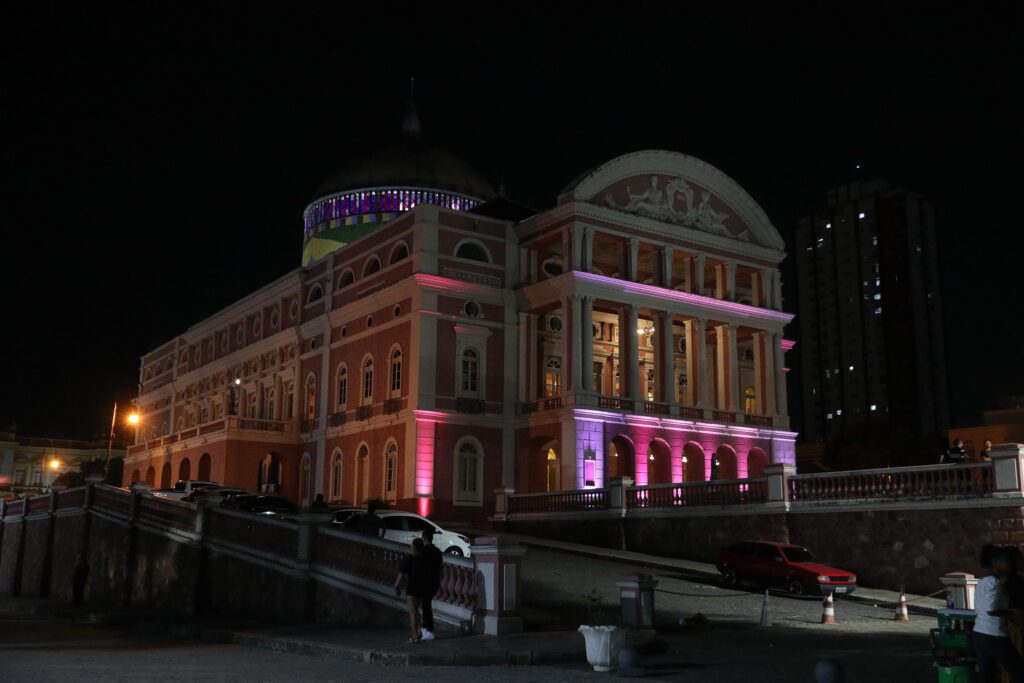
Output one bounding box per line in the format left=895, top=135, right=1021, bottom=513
left=629, top=478, right=767, bottom=509
left=0, top=485, right=523, bottom=635
left=506, top=488, right=610, bottom=515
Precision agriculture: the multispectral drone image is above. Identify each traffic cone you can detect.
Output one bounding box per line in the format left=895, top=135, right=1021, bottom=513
left=760, top=589, right=770, bottom=626
left=894, top=591, right=910, bottom=622
left=821, top=592, right=835, bottom=624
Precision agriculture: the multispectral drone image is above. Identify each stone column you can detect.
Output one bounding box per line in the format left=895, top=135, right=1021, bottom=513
left=658, top=312, right=675, bottom=403
left=728, top=326, right=740, bottom=412
left=683, top=318, right=701, bottom=407
left=628, top=238, right=640, bottom=281
left=581, top=296, right=594, bottom=392
left=580, top=227, right=593, bottom=272
left=471, top=536, right=527, bottom=635
left=726, top=262, right=737, bottom=301
left=753, top=331, right=774, bottom=416
left=765, top=463, right=796, bottom=509
left=624, top=306, right=641, bottom=402
left=682, top=255, right=692, bottom=292
left=714, top=325, right=728, bottom=410
left=693, top=254, right=706, bottom=296
left=568, top=296, right=582, bottom=392
left=773, top=272, right=783, bottom=311
left=759, top=269, right=773, bottom=308
left=517, top=312, right=529, bottom=402
left=773, top=332, right=788, bottom=417
left=659, top=246, right=674, bottom=288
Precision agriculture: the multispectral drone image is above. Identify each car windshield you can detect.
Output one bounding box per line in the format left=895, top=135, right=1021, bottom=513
left=782, top=546, right=816, bottom=563
left=258, top=498, right=298, bottom=512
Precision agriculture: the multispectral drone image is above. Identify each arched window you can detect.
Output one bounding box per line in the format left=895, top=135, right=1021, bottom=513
left=389, top=347, right=402, bottom=394
left=363, top=256, right=381, bottom=277
left=306, top=284, right=324, bottom=304
left=299, top=454, right=311, bottom=507
left=362, top=356, right=374, bottom=401
left=160, top=462, right=171, bottom=488
left=461, top=349, right=479, bottom=395
left=389, top=242, right=409, bottom=265
left=384, top=441, right=397, bottom=498
left=455, top=240, right=491, bottom=263
left=304, top=375, right=317, bottom=419
left=130, top=469, right=140, bottom=484
left=454, top=438, right=483, bottom=504
left=284, top=382, right=295, bottom=419
left=336, top=365, right=348, bottom=408
left=330, top=449, right=343, bottom=501
left=545, top=358, right=562, bottom=397
left=198, top=453, right=211, bottom=481
left=179, top=458, right=191, bottom=482
left=337, top=269, right=355, bottom=289
left=744, top=387, right=757, bottom=414
left=145, top=466, right=155, bottom=486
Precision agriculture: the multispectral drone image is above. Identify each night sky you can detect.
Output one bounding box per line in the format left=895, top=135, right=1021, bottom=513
left=4, top=5, right=1021, bottom=440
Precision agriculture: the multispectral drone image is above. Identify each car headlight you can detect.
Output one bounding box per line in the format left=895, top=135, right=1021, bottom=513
left=457, top=534, right=470, bottom=544
left=817, top=575, right=830, bottom=583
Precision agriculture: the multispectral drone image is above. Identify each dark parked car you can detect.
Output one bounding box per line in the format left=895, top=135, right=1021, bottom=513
left=715, top=540, right=857, bottom=596
left=220, top=494, right=300, bottom=516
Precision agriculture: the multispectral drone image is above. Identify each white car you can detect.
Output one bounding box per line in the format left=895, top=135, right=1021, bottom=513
left=149, top=480, right=220, bottom=501
left=376, top=511, right=472, bottom=557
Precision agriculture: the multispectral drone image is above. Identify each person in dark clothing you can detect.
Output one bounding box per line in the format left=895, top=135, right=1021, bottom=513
left=419, top=529, right=443, bottom=640
left=395, top=538, right=427, bottom=643
left=358, top=500, right=385, bottom=538
left=942, top=439, right=968, bottom=464
left=307, top=493, right=330, bottom=512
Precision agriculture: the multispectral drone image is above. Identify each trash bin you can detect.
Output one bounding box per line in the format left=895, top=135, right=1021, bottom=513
left=931, top=608, right=976, bottom=682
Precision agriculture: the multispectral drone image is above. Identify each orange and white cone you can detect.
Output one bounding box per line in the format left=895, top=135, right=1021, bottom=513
left=894, top=592, right=910, bottom=622
left=821, top=592, right=835, bottom=624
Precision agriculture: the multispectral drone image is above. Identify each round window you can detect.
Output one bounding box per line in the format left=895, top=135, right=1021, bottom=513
left=542, top=259, right=564, bottom=277
left=289, top=298, right=299, bottom=319
left=271, top=307, right=280, bottom=330
left=549, top=316, right=563, bottom=333
left=366, top=316, right=374, bottom=329
left=464, top=301, right=481, bottom=318
left=310, top=338, right=318, bottom=350
left=253, top=317, right=262, bottom=337
left=394, top=304, right=401, bottom=318
left=236, top=326, right=244, bottom=345
left=221, top=333, right=229, bottom=352
left=340, top=325, right=347, bottom=339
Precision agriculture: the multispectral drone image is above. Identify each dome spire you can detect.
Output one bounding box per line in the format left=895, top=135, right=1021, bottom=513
left=401, top=77, right=421, bottom=141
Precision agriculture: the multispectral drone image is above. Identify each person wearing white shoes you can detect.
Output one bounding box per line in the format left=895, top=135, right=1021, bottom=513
left=420, top=529, right=443, bottom=641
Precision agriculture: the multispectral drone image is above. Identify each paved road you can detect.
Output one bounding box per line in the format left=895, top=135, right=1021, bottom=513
left=0, top=615, right=599, bottom=683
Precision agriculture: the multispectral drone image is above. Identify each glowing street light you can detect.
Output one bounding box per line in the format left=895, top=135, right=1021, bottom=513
left=127, top=413, right=140, bottom=426
left=49, top=458, right=62, bottom=471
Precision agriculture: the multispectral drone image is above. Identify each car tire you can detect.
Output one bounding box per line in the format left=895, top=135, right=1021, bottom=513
left=786, top=579, right=806, bottom=596
left=722, top=568, right=738, bottom=587
left=445, top=547, right=464, bottom=557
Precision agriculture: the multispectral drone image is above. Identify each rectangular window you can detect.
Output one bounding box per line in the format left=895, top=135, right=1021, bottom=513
left=338, top=375, right=347, bottom=407
left=390, top=358, right=402, bottom=393
left=385, top=456, right=395, bottom=494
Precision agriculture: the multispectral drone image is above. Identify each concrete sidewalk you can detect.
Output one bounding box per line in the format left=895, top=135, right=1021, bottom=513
left=484, top=531, right=947, bottom=616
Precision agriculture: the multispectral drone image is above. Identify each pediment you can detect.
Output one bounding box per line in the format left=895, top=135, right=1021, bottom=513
left=562, top=150, right=785, bottom=252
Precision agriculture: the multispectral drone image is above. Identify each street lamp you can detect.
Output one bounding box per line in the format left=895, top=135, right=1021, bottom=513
left=49, top=458, right=62, bottom=471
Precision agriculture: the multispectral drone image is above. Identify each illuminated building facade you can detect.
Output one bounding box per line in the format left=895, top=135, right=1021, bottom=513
left=126, top=128, right=796, bottom=520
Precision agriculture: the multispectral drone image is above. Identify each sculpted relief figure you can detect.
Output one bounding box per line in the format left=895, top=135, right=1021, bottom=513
left=606, top=175, right=746, bottom=240
left=606, top=175, right=670, bottom=220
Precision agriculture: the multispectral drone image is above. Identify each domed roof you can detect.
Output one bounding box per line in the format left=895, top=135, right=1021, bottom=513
left=313, top=140, right=497, bottom=202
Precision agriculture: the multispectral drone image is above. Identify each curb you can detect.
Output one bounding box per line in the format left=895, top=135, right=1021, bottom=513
left=515, top=538, right=942, bottom=617
left=205, top=628, right=584, bottom=666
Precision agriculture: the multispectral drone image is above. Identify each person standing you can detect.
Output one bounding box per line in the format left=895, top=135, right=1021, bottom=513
left=394, top=538, right=426, bottom=643
left=941, top=439, right=967, bottom=464
left=419, top=529, right=443, bottom=641
left=972, top=545, right=1024, bottom=682
left=981, top=440, right=994, bottom=462
left=359, top=500, right=385, bottom=538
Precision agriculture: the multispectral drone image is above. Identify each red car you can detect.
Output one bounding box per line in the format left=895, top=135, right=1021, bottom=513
left=715, top=540, right=857, bottom=596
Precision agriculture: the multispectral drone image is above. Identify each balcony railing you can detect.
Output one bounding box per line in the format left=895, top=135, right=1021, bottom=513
left=384, top=398, right=402, bottom=415
left=712, top=410, right=737, bottom=423
left=678, top=406, right=704, bottom=420
left=644, top=401, right=670, bottom=416
left=299, top=418, right=319, bottom=433
left=628, top=478, right=768, bottom=508
left=455, top=397, right=485, bottom=415
left=598, top=396, right=634, bottom=411
left=743, top=414, right=773, bottom=428
left=788, top=463, right=993, bottom=502
left=327, top=411, right=346, bottom=427
left=507, top=488, right=610, bottom=515
left=356, top=405, right=373, bottom=421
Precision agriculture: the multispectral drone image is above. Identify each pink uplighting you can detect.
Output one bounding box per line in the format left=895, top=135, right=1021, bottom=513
left=413, top=413, right=437, bottom=497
